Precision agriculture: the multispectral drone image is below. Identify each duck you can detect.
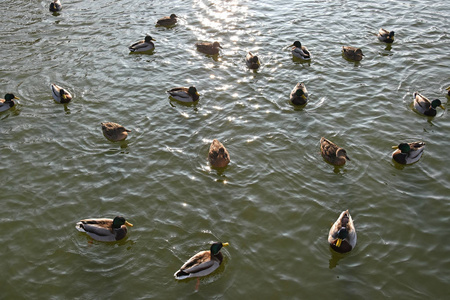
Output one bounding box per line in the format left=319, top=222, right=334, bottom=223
left=156, top=14, right=177, bottom=27
left=290, top=41, right=311, bottom=60
left=129, top=35, right=156, bottom=52
left=101, top=122, right=131, bottom=142
left=75, top=216, right=133, bottom=242
left=413, top=92, right=444, bottom=117
left=0, top=93, right=19, bottom=112
left=49, top=0, right=62, bottom=12
left=246, top=52, right=261, bottom=70
left=377, top=28, right=395, bottom=43
left=342, top=46, right=364, bottom=61
left=392, top=142, right=425, bottom=165
left=447, top=86, right=450, bottom=96
left=208, top=139, right=230, bottom=168
left=289, top=82, right=308, bottom=105
left=320, top=137, right=351, bottom=166
left=196, top=41, right=222, bottom=55
left=167, top=86, right=200, bottom=102
left=328, top=210, right=357, bottom=253
left=51, top=84, right=72, bottom=103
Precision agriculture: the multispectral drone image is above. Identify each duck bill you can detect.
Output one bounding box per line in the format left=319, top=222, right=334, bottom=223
left=336, top=238, right=343, bottom=247
left=439, top=105, right=445, bottom=109
left=345, top=155, right=351, bottom=161
left=392, top=145, right=399, bottom=149
left=14, top=96, right=20, bottom=100
left=222, top=242, right=229, bottom=247
left=125, top=221, right=134, bottom=227
left=301, top=95, right=307, bottom=100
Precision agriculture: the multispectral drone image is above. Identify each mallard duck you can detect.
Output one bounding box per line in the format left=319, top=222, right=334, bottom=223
left=342, top=46, right=364, bottom=61
left=156, top=14, right=177, bottom=26
left=377, top=28, right=395, bottom=43
left=167, top=86, right=200, bottom=102
left=196, top=41, right=222, bottom=55
left=320, top=137, right=350, bottom=166
left=290, top=82, right=308, bottom=105
left=49, top=0, right=62, bottom=12
left=208, top=139, right=230, bottom=168
left=413, top=92, right=444, bottom=117
left=129, top=36, right=156, bottom=52
left=101, top=122, right=131, bottom=142
left=392, top=142, right=425, bottom=165
left=446, top=86, right=450, bottom=96
left=290, top=41, right=311, bottom=60
left=328, top=210, right=357, bottom=253
left=75, top=216, right=133, bottom=242
left=0, top=93, right=19, bottom=112
left=246, top=52, right=261, bottom=70
left=51, top=84, right=72, bottom=103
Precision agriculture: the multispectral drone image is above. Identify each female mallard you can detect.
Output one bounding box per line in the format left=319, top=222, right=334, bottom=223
left=49, top=0, right=62, bottom=12
left=328, top=210, right=357, bottom=253
left=0, top=93, right=19, bottom=112
left=196, top=41, right=222, bottom=55
left=377, top=28, right=395, bottom=43
left=246, top=52, right=261, bottom=70
left=75, top=216, right=133, bottom=242
left=101, top=122, right=131, bottom=142
left=392, top=142, right=425, bottom=165
left=290, top=82, right=308, bottom=105
left=51, top=84, right=72, bottom=103
left=342, top=46, right=364, bottom=61
left=290, top=41, right=311, bottom=60
left=208, top=139, right=230, bottom=168
left=413, top=92, right=444, bottom=117
left=167, top=86, right=200, bottom=102
left=320, top=137, right=351, bottom=166
left=129, top=35, right=156, bottom=52
left=156, top=14, right=177, bottom=27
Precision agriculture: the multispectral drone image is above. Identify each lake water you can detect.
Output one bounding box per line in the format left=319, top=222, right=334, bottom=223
left=1, top=0, right=449, bottom=298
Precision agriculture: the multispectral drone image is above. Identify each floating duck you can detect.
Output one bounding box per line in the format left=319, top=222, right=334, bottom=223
left=377, top=28, right=395, bottom=43
left=196, top=41, right=222, bottom=55
left=413, top=92, right=444, bottom=117
left=208, top=139, right=230, bottom=168
left=51, top=84, right=72, bottom=103
left=167, top=86, right=200, bottom=102
left=101, top=122, right=131, bottom=142
left=129, top=36, right=156, bottom=52
left=320, top=137, right=350, bottom=166
left=75, top=216, right=133, bottom=242
left=156, top=14, right=177, bottom=27
left=246, top=52, right=261, bottom=70
left=392, top=142, right=425, bottom=165
left=290, top=41, right=311, bottom=60
left=328, top=210, right=357, bottom=253
left=0, top=93, right=19, bottom=112
left=290, top=82, right=308, bottom=105
left=342, top=46, right=364, bottom=61
left=49, top=0, right=62, bottom=12
left=447, top=86, right=450, bottom=96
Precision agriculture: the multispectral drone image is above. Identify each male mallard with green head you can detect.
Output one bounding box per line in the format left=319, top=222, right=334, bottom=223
left=290, top=40, right=311, bottom=60
left=320, top=137, right=350, bottom=166
left=129, top=35, right=156, bottom=52
left=51, top=84, right=72, bottom=103
left=49, top=0, right=62, bottom=12
left=0, top=93, right=19, bottom=112
left=208, top=139, right=230, bottom=168
left=196, top=41, right=222, bottom=55
left=156, top=14, right=178, bottom=27
left=167, top=86, right=200, bottom=102
left=246, top=52, right=261, bottom=70
left=328, top=210, right=357, bottom=253
left=377, top=28, right=395, bottom=43
left=392, top=142, right=425, bottom=165
left=101, top=122, right=131, bottom=142
left=290, top=82, right=308, bottom=105
left=75, top=216, right=133, bottom=242
left=342, top=46, right=364, bottom=61
left=413, top=92, right=444, bottom=117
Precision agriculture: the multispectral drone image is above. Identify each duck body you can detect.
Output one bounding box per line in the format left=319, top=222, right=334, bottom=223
left=392, top=142, right=425, bottom=165
left=174, top=242, right=229, bottom=280
left=342, top=46, right=364, bottom=61
left=246, top=52, right=261, bottom=70
left=320, top=137, right=350, bottom=166
left=290, top=41, right=311, bottom=60
left=377, top=28, right=395, bottom=43
left=196, top=41, right=222, bottom=55
left=51, top=84, right=72, bottom=103
left=413, top=92, right=444, bottom=117
left=289, top=82, right=308, bottom=105
left=75, top=216, right=133, bottom=242
left=101, top=122, right=131, bottom=141
left=208, top=139, right=230, bottom=168
left=328, top=210, right=357, bottom=253
left=167, top=86, right=200, bottom=102
left=447, top=86, right=450, bottom=96
left=0, top=93, right=19, bottom=112
left=156, top=14, right=177, bottom=26
left=49, top=0, right=62, bottom=12
left=129, top=36, right=155, bottom=52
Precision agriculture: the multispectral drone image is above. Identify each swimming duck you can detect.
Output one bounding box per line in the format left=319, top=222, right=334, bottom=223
left=320, top=137, right=350, bottom=166
left=0, top=93, right=19, bottom=112
left=101, top=122, right=131, bottom=142
left=290, top=41, right=311, bottom=60
left=342, top=46, right=364, bottom=61
left=392, top=141, right=425, bottom=165
left=289, top=82, right=308, bottom=105
left=51, top=84, right=72, bottom=103
left=156, top=14, right=177, bottom=26
left=49, top=0, right=62, bottom=12
left=75, top=216, right=133, bottom=242
left=167, top=86, right=200, bottom=102
left=208, top=139, right=230, bottom=168
left=129, top=36, right=156, bottom=52
left=246, top=52, right=261, bottom=70
left=328, top=210, right=357, bottom=253
left=447, top=86, right=450, bottom=96
left=196, top=41, right=222, bottom=55
left=377, top=28, right=395, bottom=43
left=413, top=92, right=444, bottom=117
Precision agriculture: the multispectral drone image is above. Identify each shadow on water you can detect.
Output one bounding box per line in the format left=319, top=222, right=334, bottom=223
left=328, top=247, right=347, bottom=269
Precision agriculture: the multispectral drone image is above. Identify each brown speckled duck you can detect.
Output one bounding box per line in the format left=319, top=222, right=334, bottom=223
left=328, top=210, right=357, bottom=253
left=101, top=122, right=131, bottom=141
left=320, top=137, right=350, bottom=166
left=75, top=216, right=133, bottom=242
left=196, top=41, right=222, bottom=55
left=342, top=46, right=364, bottom=61
left=156, top=14, right=177, bottom=27
left=208, top=139, right=230, bottom=168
